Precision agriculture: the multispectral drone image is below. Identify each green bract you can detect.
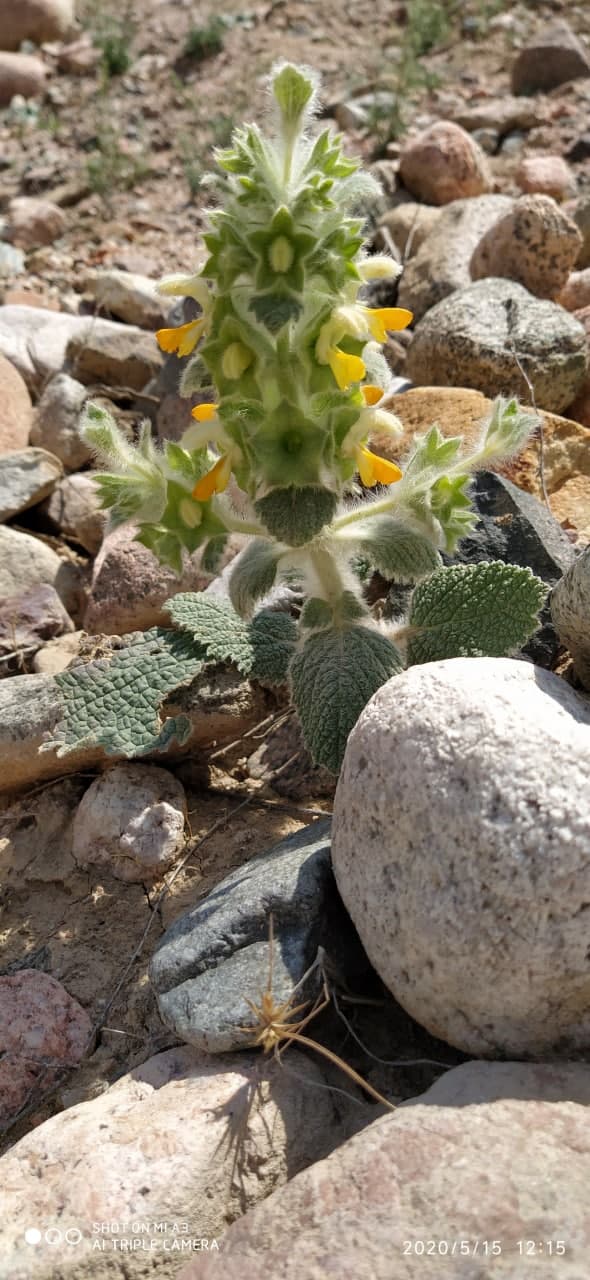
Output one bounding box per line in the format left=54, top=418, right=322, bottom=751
left=76, top=64, right=547, bottom=773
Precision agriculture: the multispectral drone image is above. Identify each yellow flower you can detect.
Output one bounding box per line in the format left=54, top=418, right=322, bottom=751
left=327, top=348, right=366, bottom=390
left=361, top=384, right=384, bottom=406
left=362, top=307, right=413, bottom=343
left=191, top=402, right=218, bottom=422
left=156, top=318, right=205, bottom=358
left=192, top=453, right=233, bottom=502
left=356, top=445, right=402, bottom=488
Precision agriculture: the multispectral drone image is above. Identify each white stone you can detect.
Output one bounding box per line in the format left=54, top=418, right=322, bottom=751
left=82, top=267, right=168, bottom=329
left=72, top=763, right=187, bottom=882
left=332, top=657, right=590, bottom=1057
left=551, top=545, right=590, bottom=688
left=29, top=372, right=93, bottom=471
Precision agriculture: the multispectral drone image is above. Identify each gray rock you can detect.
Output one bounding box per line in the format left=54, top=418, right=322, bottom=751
left=332, top=657, right=590, bottom=1057
left=470, top=195, right=583, bottom=300
left=397, top=195, right=513, bottom=321
left=0, top=583, right=73, bottom=672
left=0, top=525, right=80, bottom=616
left=41, top=472, right=106, bottom=554
left=0, top=447, right=62, bottom=521
left=0, top=242, right=25, bottom=278
left=551, top=546, right=590, bottom=689
left=150, top=820, right=365, bottom=1053
left=30, top=373, right=93, bottom=472
left=511, top=20, right=590, bottom=95
left=82, top=267, right=168, bottom=330
left=66, top=320, right=162, bottom=391
left=0, top=306, right=86, bottom=392
left=0, top=306, right=162, bottom=395
left=570, top=194, right=590, bottom=269
left=72, top=763, right=187, bottom=883
left=377, top=202, right=441, bottom=259
left=451, top=96, right=544, bottom=137
left=405, top=277, right=588, bottom=413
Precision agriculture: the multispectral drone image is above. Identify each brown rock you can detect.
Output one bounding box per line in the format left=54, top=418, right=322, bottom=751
left=511, top=21, right=590, bottom=95
left=559, top=268, right=590, bottom=312
left=377, top=202, right=441, bottom=258
left=399, top=121, right=492, bottom=206
left=42, top=472, right=106, bottom=554
left=32, top=629, right=84, bottom=675
left=0, top=583, right=73, bottom=666
left=0, top=0, right=74, bottom=50
left=0, top=446, right=62, bottom=521
left=397, top=194, right=513, bottom=321
left=67, top=323, right=163, bottom=391
left=374, top=386, right=590, bottom=544
left=1, top=1045, right=357, bottom=1277
left=0, top=970, right=91, bottom=1127
left=516, top=154, right=577, bottom=201
left=6, top=197, right=66, bottom=250
left=568, top=195, right=590, bottom=269
left=470, top=195, right=582, bottom=299
left=0, top=52, right=46, bottom=105
left=0, top=352, right=32, bottom=454
left=180, top=1062, right=590, bottom=1280
left=57, top=36, right=101, bottom=76
left=30, top=372, right=93, bottom=472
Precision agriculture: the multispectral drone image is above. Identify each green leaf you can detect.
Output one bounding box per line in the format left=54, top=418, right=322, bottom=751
left=351, top=517, right=442, bottom=582
left=272, top=63, right=316, bottom=130
left=255, top=486, right=337, bottom=546
left=229, top=539, right=281, bottom=617
left=42, top=629, right=205, bottom=758
left=407, top=562, right=548, bottom=665
left=290, top=624, right=403, bottom=773
left=166, top=594, right=296, bottom=683
left=300, top=597, right=334, bottom=630
left=249, top=292, right=302, bottom=333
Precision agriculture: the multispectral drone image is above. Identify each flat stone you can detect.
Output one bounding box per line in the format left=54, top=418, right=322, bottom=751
left=0, top=970, right=91, bottom=1128
left=0, top=447, right=62, bottom=521
left=405, top=277, right=588, bottom=414
left=82, top=267, right=168, bottom=330
left=551, top=545, right=590, bottom=688
left=66, top=321, right=162, bottom=391
left=511, top=20, right=590, bottom=94
left=398, top=194, right=513, bottom=321
left=332, top=658, right=590, bottom=1057
left=451, top=96, right=544, bottom=136
left=470, top=195, right=582, bottom=299
left=150, top=820, right=365, bottom=1052
left=0, top=306, right=161, bottom=395
left=180, top=1061, right=590, bottom=1280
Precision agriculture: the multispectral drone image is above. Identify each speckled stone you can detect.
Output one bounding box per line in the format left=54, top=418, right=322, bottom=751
left=0, top=969, right=91, bottom=1126
left=397, top=194, right=513, bottom=321
left=551, top=546, right=590, bottom=689
left=470, top=195, right=582, bottom=299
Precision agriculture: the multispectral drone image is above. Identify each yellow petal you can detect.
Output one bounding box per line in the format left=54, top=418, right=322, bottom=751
left=366, top=307, right=413, bottom=342
left=191, top=402, right=218, bottom=422
left=156, top=319, right=204, bottom=358
left=192, top=453, right=232, bottom=502
left=328, top=348, right=366, bottom=390
left=362, top=384, right=384, bottom=406
left=356, top=445, right=402, bottom=488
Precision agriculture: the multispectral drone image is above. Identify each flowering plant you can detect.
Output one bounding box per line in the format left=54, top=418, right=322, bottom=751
left=81, top=64, right=545, bottom=772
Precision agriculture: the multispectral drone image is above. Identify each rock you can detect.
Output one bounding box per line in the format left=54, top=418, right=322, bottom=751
left=511, top=21, right=590, bottom=95
left=471, top=195, right=582, bottom=300
left=0, top=53, right=46, bottom=105
left=0, top=525, right=79, bottom=616
left=0, top=0, right=74, bottom=50
left=332, top=657, right=590, bottom=1057
left=397, top=194, right=513, bottom=321
left=0, top=1045, right=357, bottom=1279
left=32, top=629, right=83, bottom=675
left=41, top=472, right=105, bottom=554
left=0, top=583, right=73, bottom=670
left=405, top=278, right=588, bottom=414
left=150, top=821, right=365, bottom=1052
left=569, top=384, right=590, bottom=432
left=0, top=654, right=266, bottom=795
left=5, top=197, right=66, bottom=250
left=82, top=267, right=168, bottom=330
left=29, top=372, right=93, bottom=471
left=0, top=970, right=91, bottom=1128
left=559, top=267, right=590, bottom=311
left=180, top=1061, right=590, bottom=1280
left=470, top=126, right=498, bottom=155
left=399, top=121, right=492, bottom=206
left=0, top=306, right=161, bottom=396
left=72, top=764, right=187, bottom=883
left=552, top=546, right=590, bottom=688
left=0, top=447, right=62, bottom=521
left=451, top=96, right=543, bottom=136
left=57, top=36, right=101, bottom=76
left=516, top=155, right=577, bottom=201
left=0, top=352, right=32, bottom=454
left=374, top=386, right=590, bottom=545
left=83, top=525, right=242, bottom=636
left=66, top=320, right=162, bottom=391
left=377, top=202, right=440, bottom=258
left=567, top=198, right=590, bottom=270
left=0, top=241, right=25, bottom=278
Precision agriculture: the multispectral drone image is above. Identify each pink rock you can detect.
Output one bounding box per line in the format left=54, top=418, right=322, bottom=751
left=559, top=268, right=590, bottom=312
left=180, top=1061, right=590, bottom=1280
left=84, top=524, right=246, bottom=636
left=471, top=194, right=582, bottom=299
left=399, top=121, right=492, bottom=206
left=6, top=197, right=67, bottom=251
left=0, top=52, right=46, bottom=105
left=0, top=970, right=91, bottom=1126
left=516, top=155, right=576, bottom=201
left=0, top=0, right=75, bottom=50
left=0, top=353, right=32, bottom=454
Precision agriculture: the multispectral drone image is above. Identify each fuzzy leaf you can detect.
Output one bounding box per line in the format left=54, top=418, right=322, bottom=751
left=407, top=562, right=548, bottom=665
left=229, top=539, right=281, bottom=617
left=255, top=486, right=337, bottom=546
left=300, top=597, right=334, bottom=630
left=290, top=624, right=403, bottom=773
left=249, top=292, right=302, bottom=333
left=167, top=594, right=296, bottom=683
left=42, top=629, right=205, bottom=758
left=352, top=517, right=442, bottom=582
